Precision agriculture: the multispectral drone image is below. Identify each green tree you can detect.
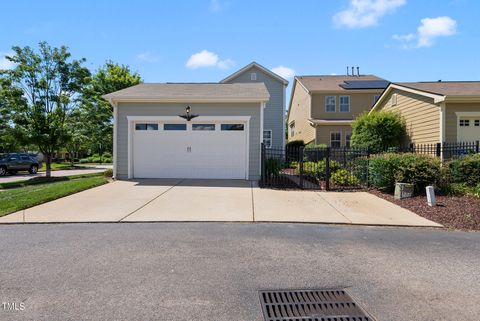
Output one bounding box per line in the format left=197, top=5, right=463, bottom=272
left=351, top=111, right=406, bottom=152
left=81, top=61, right=141, bottom=154
left=0, top=78, right=23, bottom=152
left=0, top=42, right=90, bottom=177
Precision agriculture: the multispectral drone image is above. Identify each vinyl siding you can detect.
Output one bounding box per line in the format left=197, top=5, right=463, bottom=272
left=223, top=66, right=285, bottom=147
left=315, top=125, right=352, bottom=146
left=115, top=102, right=261, bottom=180
left=445, top=103, right=480, bottom=142
left=377, top=89, right=440, bottom=144
left=287, top=81, right=315, bottom=143
left=311, top=91, right=382, bottom=120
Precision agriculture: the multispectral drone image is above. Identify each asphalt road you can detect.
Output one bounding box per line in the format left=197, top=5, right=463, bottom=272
left=0, top=223, right=478, bottom=321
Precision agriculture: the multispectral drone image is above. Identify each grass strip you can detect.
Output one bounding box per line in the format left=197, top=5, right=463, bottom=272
left=0, top=176, right=108, bottom=217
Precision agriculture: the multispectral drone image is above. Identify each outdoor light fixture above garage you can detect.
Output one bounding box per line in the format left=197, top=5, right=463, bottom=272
left=179, top=105, right=199, bottom=121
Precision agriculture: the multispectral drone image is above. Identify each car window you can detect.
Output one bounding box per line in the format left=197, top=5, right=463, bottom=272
left=21, top=156, right=30, bottom=161
left=8, top=157, right=18, bottom=161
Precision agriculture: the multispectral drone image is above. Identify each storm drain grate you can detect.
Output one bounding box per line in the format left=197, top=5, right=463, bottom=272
left=258, top=289, right=375, bottom=321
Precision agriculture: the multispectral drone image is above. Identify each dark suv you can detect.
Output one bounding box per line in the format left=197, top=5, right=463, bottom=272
left=0, top=153, right=41, bottom=176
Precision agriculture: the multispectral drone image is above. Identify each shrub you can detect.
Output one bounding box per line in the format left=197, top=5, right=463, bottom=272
left=331, top=169, right=359, bottom=186
left=91, top=157, right=102, bottom=163
left=265, top=158, right=282, bottom=177
left=368, top=153, right=441, bottom=193
left=286, top=140, right=305, bottom=147
left=104, top=169, right=113, bottom=177
left=102, top=157, right=112, bottom=164
left=102, top=152, right=112, bottom=159
left=79, top=158, right=91, bottom=164
left=298, top=160, right=342, bottom=180
left=448, top=154, right=480, bottom=187
left=351, top=156, right=369, bottom=185
left=351, top=111, right=406, bottom=152
left=305, top=143, right=328, bottom=149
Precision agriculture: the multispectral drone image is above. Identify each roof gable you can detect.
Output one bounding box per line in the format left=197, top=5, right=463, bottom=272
left=296, top=75, right=387, bottom=92
left=220, top=62, right=289, bottom=85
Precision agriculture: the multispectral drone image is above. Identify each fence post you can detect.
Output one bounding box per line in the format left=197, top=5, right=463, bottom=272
left=299, top=146, right=304, bottom=189
left=436, top=142, right=441, bottom=158
left=476, top=141, right=480, bottom=154
left=366, top=147, right=371, bottom=188
left=325, top=147, right=331, bottom=191
left=260, top=143, right=266, bottom=186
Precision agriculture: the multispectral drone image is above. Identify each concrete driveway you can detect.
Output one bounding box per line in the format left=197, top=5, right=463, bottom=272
left=0, top=179, right=441, bottom=227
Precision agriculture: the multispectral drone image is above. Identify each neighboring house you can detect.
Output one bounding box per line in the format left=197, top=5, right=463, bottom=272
left=103, top=83, right=269, bottom=180
left=287, top=75, right=389, bottom=147
left=370, top=81, right=480, bottom=144
left=221, top=62, right=289, bottom=148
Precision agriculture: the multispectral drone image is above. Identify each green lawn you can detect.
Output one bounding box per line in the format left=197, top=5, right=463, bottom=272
left=38, top=162, right=80, bottom=172
left=0, top=176, right=108, bottom=217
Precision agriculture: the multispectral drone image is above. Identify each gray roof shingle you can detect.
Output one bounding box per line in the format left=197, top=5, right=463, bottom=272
left=396, top=81, right=480, bottom=96
left=103, top=83, right=270, bottom=101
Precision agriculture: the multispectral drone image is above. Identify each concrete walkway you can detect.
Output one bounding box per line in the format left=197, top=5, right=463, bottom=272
left=0, top=179, right=441, bottom=227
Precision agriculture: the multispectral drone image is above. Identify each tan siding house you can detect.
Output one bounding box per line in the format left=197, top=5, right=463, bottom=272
left=371, top=82, right=480, bottom=144
left=287, top=75, right=387, bottom=146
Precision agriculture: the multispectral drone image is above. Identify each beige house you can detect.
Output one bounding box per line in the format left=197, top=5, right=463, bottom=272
left=370, top=82, right=480, bottom=144
left=287, top=75, right=388, bottom=146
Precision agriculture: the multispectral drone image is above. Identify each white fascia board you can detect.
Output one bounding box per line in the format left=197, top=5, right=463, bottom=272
left=126, top=116, right=251, bottom=122
left=110, top=97, right=269, bottom=104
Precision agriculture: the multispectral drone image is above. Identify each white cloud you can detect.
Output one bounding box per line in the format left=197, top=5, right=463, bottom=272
left=393, top=16, right=457, bottom=48
left=271, top=66, right=295, bottom=79
left=0, top=51, right=15, bottom=70
left=417, top=16, right=457, bottom=47
left=185, top=50, right=234, bottom=69
left=333, top=0, right=406, bottom=28
left=136, top=51, right=159, bottom=63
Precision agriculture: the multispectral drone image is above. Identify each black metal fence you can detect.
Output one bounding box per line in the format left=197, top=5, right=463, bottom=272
left=260, top=141, right=480, bottom=190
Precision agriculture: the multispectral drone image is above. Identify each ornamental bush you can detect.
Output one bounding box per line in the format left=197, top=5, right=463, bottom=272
left=351, top=111, right=406, bottom=152
left=448, top=154, right=480, bottom=187
left=331, top=169, right=359, bottom=187
left=298, top=160, right=342, bottom=180
left=368, top=153, right=441, bottom=193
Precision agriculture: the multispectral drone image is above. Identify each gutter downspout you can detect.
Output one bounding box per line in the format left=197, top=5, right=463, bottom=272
left=109, top=98, right=118, bottom=179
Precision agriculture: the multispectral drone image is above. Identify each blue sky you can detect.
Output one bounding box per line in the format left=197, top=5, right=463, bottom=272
left=1, top=0, right=478, bottom=91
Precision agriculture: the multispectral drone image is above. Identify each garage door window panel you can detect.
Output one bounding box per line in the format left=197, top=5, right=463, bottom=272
left=164, top=124, right=187, bottom=131
left=192, top=124, right=215, bottom=131
left=135, top=123, right=158, bottom=131
left=221, top=124, right=244, bottom=131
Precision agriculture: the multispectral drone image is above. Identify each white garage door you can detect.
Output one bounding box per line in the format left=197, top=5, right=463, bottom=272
left=132, top=122, right=248, bottom=179
left=458, top=118, right=480, bottom=142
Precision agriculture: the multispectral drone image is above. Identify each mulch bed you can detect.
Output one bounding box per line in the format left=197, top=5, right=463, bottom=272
left=369, top=189, right=480, bottom=231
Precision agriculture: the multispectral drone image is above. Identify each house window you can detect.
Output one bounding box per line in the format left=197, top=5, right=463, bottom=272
left=135, top=123, right=158, bottom=130
left=459, top=119, right=470, bottom=127
left=475, top=120, right=480, bottom=127
left=325, top=96, right=336, bottom=112
left=263, top=130, right=272, bottom=148
left=339, top=96, right=350, bottom=112
left=192, top=124, right=215, bottom=131
left=330, top=132, right=341, bottom=148
left=221, top=124, right=244, bottom=131
left=374, top=95, right=380, bottom=103
left=345, top=132, right=352, bottom=147
left=250, top=72, right=257, bottom=81
left=289, top=122, right=295, bottom=137
left=164, top=124, right=187, bottom=130
left=391, top=93, right=397, bottom=106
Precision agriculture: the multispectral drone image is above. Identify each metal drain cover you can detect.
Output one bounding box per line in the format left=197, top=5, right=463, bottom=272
left=259, top=289, right=375, bottom=321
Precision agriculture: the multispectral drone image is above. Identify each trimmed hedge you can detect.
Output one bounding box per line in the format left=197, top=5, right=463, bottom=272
left=448, top=154, right=480, bottom=187
left=368, top=153, right=441, bottom=193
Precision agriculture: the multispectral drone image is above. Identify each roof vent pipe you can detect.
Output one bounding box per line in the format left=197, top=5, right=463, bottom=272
left=346, top=66, right=349, bottom=76
left=357, top=67, right=360, bottom=77
left=351, top=66, right=355, bottom=77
